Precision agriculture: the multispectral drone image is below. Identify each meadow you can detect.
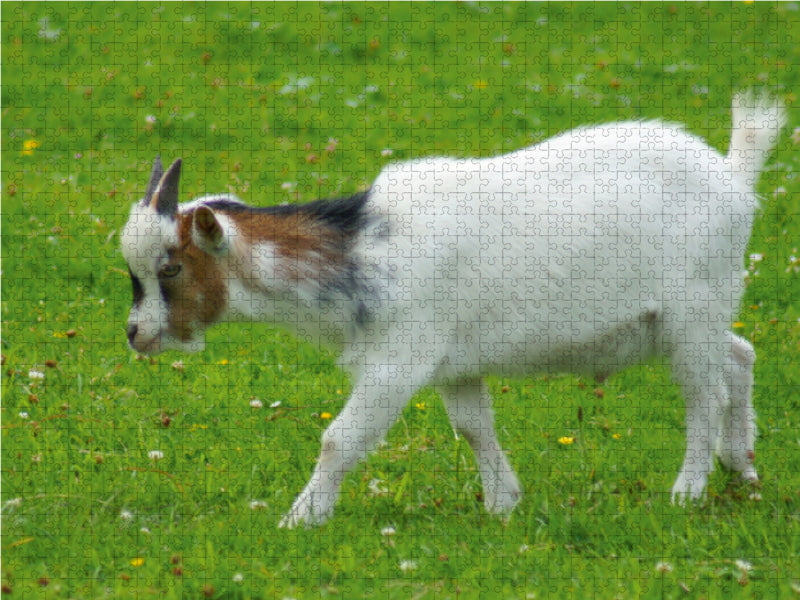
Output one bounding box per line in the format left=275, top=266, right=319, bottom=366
left=2, top=3, right=800, bottom=598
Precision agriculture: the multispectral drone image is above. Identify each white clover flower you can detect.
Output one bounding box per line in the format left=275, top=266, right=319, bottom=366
left=232, top=573, right=244, bottom=583
left=147, top=450, right=164, bottom=461
left=735, top=559, right=753, bottom=573
left=3, top=498, right=22, bottom=511
left=399, top=560, right=417, bottom=573
left=120, top=509, right=134, bottom=521
left=380, top=526, right=396, bottom=537
left=655, top=561, right=673, bottom=574
left=249, top=499, right=268, bottom=510
left=368, top=478, right=388, bottom=495
left=249, top=399, right=263, bottom=408
left=28, top=370, right=45, bottom=380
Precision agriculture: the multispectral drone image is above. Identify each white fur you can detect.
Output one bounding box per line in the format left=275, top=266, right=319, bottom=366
left=278, top=95, right=782, bottom=527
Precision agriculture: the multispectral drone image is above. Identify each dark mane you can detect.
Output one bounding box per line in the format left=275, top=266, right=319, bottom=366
left=203, top=191, right=371, bottom=238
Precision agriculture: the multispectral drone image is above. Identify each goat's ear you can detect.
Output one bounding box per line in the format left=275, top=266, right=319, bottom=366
left=150, top=159, right=182, bottom=217
left=143, top=155, right=164, bottom=207
left=193, top=205, right=227, bottom=254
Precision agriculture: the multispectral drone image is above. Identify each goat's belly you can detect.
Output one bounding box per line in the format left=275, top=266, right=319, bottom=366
left=434, top=305, right=662, bottom=381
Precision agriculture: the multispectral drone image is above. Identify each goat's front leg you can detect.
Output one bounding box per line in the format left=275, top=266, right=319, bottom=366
left=279, top=362, right=424, bottom=528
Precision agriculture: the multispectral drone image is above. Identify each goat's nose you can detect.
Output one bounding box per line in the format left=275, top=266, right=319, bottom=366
left=127, top=324, right=138, bottom=345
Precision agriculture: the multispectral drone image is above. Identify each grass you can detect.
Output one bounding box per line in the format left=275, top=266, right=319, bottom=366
left=2, top=2, right=800, bottom=598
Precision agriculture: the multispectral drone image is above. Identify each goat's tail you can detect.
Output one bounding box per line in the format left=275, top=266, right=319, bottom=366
left=727, top=91, right=786, bottom=183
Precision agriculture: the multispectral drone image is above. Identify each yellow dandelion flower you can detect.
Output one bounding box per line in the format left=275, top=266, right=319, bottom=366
left=612, top=433, right=622, bottom=440
left=732, top=321, right=745, bottom=329
left=320, top=412, right=332, bottom=420
left=130, top=557, right=144, bottom=567
left=22, top=140, right=40, bottom=156
left=558, top=436, right=575, bottom=445
left=473, top=80, right=489, bottom=90
left=415, top=402, right=426, bottom=411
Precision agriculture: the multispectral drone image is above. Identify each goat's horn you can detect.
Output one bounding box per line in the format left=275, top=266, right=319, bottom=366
left=143, top=155, right=164, bottom=206
left=150, top=158, right=182, bottom=216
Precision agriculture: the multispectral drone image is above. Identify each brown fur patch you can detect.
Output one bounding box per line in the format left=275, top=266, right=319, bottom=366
left=224, top=210, right=350, bottom=286
left=162, top=214, right=228, bottom=341
left=232, top=211, right=346, bottom=261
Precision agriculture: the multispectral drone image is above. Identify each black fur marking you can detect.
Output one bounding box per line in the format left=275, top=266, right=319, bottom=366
left=158, top=278, right=173, bottom=306
left=203, top=190, right=371, bottom=239
left=129, top=267, right=144, bottom=307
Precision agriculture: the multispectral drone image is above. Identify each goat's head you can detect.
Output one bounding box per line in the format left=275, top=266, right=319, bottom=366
left=120, top=157, right=229, bottom=354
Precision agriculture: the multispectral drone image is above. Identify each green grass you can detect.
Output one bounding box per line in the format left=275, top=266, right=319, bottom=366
left=2, top=2, right=800, bottom=598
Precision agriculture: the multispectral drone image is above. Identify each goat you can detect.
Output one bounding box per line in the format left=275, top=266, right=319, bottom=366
left=121, top=93, right=784, bottom=527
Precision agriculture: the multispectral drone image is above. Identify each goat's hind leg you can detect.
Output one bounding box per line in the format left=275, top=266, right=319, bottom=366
left=670, top=336, right=728, bottom=504
left=716, top=331, right=758, bottom=481
left=439, top=379, right=522, bottom=515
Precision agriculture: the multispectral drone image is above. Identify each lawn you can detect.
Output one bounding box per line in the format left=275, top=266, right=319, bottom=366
left=2, top=2, right=800, bottom=598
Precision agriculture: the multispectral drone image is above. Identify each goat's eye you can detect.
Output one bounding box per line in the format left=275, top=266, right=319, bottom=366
left=158, top=264, right=182, bottom=278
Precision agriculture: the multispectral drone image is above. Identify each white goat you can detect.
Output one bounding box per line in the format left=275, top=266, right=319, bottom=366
left=121, top=93, right=784, bottom=527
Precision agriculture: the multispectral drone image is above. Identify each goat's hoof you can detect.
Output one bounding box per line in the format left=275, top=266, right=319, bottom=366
left=278, top=493, right=333, bottom=529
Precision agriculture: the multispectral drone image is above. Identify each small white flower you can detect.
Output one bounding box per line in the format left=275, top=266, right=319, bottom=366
left=270, top=400, right=282, bottom=408
left=749, top=253, right=764, bottom=262
left=249, top=399, right=263, bottom=408
left=381, top=526, right=396, bottom=537
left=3, top=498, right=22, bottom=511
left=232, top=573, right=244, bottom=583
left=655, top=561, right=673, bottom=574
left=735, top=559, right=753, bottom=573
left=18, top=412, right=29, bottom=419
left=147, top=450, right=164, bottom=461
left=368, top=478, right=388, bottom=495
left=518, top=544, right=530, bottom=554
left=145, top=115, right=157, bottom=124
left=399, top=559, right=417, bottom=573
left=28, top=370, right=45, bottom=380
left=381, top=148, right=394, bottom=157
left=140, top=527, right=151, bottom=535
left=120, top=509, right=134, bottom=521
left=249, top=499, right=268, bottom=510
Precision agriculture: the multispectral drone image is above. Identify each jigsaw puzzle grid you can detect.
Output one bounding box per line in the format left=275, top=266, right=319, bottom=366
left=2, top=3, right=799, bottom=598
